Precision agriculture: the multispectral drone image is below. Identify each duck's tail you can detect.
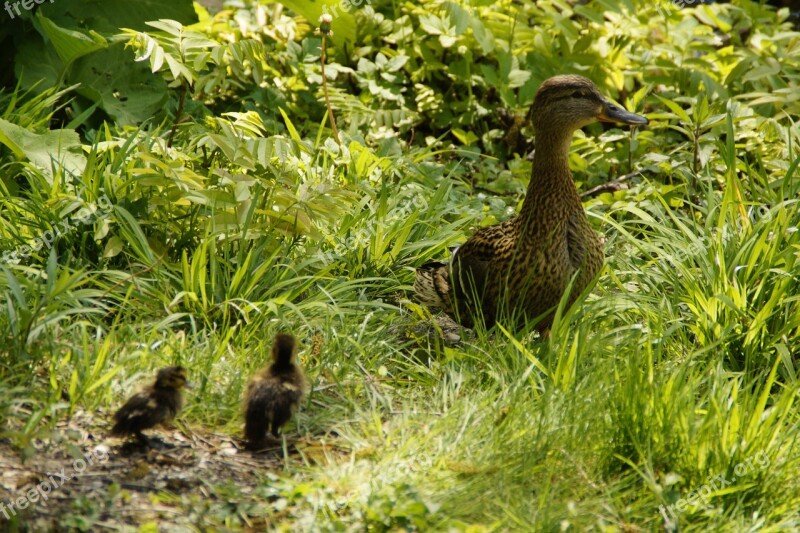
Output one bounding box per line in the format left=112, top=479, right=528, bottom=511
left=414, top=261, right=453, bottom=313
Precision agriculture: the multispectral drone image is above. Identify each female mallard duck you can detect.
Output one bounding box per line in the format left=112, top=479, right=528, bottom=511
left=110, top=366, right=191, bottom=444
left=244, top=333, right=306, bottom=449
left=414, top=74, right=647, bottom=332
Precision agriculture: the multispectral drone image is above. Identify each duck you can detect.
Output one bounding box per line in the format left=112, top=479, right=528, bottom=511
left=244, top=333, right=307, bottom=449
left=110, top=366, right=191, bottom=444
left=414, top=74, right=648, bottom=332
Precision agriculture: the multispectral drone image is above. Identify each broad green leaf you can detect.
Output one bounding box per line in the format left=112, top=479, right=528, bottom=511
left=452, top=128, right=479, bottom=145
left=71, top=45, right=169, bottom=125
left=0, top=118, right=86, bottom=180
left=103, top=236, right=124, bottom=258
left=37, top=13, right=108, bottom=67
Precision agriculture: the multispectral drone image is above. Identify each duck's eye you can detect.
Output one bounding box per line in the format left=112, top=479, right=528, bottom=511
left=571, top=90, right=591, bottom=99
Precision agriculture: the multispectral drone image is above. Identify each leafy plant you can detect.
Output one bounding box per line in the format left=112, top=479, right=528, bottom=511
left=1, top=0, right=800, bottom=530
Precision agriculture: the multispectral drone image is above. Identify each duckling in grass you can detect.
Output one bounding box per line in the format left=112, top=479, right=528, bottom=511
left=110, top=366, right=191, bottom=446
left=244, top=333, right=306, bottom=450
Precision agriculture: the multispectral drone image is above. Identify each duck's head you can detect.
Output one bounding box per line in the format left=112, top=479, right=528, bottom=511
left=271, top=333, right=297, bottom=365
left=531, top=75, right=648, bottom=134
left=155, top=366, right=192, bottom=390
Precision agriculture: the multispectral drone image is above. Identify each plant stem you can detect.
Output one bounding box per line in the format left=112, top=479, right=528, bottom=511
left=167, top=81, right=188, bottom=148
left=320, top=35, right=340, bottom=146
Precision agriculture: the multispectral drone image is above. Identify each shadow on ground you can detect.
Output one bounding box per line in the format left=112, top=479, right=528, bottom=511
left=0, top=409, right=342, bottom=530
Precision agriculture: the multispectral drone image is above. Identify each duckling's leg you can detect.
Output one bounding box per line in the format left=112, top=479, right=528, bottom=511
left=246, top=435, right=282, bottom=452
left=134, top=432, right=173, bottom=449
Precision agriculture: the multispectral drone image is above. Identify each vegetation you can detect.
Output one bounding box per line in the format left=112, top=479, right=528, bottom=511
left=1, top=0, right=799, bottom=530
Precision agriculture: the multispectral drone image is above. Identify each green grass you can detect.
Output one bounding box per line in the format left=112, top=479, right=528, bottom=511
left=3, top=0, right=800, bottom=530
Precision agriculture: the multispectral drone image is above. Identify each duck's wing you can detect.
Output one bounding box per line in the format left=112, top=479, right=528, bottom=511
left=450, top=225, right=507, bottom=307
left=415, top=219, right=516, bottom=328
left=111, top=390, right=168, bottom=435
left=414, top=261, right=453, bottom=312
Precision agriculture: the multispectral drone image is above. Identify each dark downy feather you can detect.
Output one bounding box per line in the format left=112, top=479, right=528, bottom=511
left=110, top=366, right=190, bottom=438
left=244, top=333, right=306, bottom=448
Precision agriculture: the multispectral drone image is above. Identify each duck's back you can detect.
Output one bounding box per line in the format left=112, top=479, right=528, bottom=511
left=450, top=207, right=602, bottom=331
left=245, top=369, right=305, bottom=441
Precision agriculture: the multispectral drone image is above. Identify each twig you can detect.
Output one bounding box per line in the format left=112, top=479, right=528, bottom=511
left=580, top=170, right=644, bottom=199
left=317, top=15, right=340, bottom=146
left=167, top=81, right=188, bottom=148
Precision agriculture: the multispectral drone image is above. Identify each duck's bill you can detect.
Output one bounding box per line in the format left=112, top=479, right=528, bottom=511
left=598, top=102, right=648, bottom=125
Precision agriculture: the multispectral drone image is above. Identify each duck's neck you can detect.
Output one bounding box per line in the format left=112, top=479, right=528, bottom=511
left=271, top=358, right=295, bottom=374
left=518, top=128, right=582, bottom=235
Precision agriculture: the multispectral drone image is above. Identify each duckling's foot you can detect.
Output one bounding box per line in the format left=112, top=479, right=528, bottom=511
left=244, top=436, right=282, bottom=453
left=406, top=313, right=472, bottom=346
left=117, top=434, right=150, bottom=454
left=436, top=314, right=472, bottom=345
left=131, top=433, right=174, bottom=450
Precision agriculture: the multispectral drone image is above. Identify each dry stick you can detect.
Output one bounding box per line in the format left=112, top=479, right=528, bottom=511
left=580, top=170, right=644, bottom=199
left=167, top=81, right=188, bottom=148
left=320, top=34, right=340, bottom=146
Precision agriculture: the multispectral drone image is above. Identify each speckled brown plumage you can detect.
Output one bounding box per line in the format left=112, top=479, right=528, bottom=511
left=415, top=75, right=648, bottom=331
left=110, top=366, right=191, bottom=440
left=244, top=333, right=306, bottom=449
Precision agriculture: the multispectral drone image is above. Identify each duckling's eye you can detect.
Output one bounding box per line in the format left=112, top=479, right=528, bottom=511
left=571, top=90, right=591, bottom=99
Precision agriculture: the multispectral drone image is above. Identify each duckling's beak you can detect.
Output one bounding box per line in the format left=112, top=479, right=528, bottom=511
left=183, top=380, right=193, bottom=389
left=597, top=101, right=648, bottom=126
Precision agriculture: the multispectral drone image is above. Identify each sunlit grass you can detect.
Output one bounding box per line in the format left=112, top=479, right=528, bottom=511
left=2, top=0, right=800, bottom=530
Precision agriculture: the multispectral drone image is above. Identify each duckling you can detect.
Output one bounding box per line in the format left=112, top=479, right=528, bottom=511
left=415, top=75, right=648, bottom=332
left=244, top=333, right=306, bottom=449
left=110, top=366, right=191, bottom=444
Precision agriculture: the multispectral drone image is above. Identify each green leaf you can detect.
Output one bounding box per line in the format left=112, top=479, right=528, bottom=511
left=40, top=0, right=197, bottom=33
left=37, top=13, right=108, bottom=67
left=444, top=2, right=470, bottom=34
left=279, top=108, right=302, bottom=143
left=507, top=69, right=531, bottom=88
left=274, top=0, right=357, bottom=45
left=71, top=45, right=169, bottom=125
left=451, top=128, right=479, bottom=145
left=655, top=95, right=692, bottom=124
left=419, top=14, right=445, bottom=35
left=0, top=118, right=86, bottom=180
left=103, top=236, right=124, bottom=258
left=469, top=17, right=494, bottom=54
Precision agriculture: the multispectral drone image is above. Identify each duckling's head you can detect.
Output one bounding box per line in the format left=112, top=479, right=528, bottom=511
left=155, top=366, right=191, bottom=390
left=271, top=333, right=297, bottom=365
left=531, top=75, right=648, bottom=135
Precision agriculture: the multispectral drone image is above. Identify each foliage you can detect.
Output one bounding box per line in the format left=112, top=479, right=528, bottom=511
left=0, top=0, right=196, bottom=123
left=1, top=0, right=800, bottom=530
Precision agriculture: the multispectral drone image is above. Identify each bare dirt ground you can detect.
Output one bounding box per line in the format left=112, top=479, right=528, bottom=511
left=0, top=409, right=342, bottom=531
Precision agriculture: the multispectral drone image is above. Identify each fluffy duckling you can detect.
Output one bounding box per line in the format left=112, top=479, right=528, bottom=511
left=110, top=366, right=191, bottom=443
left=244, top=333, right=306, bottom=449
